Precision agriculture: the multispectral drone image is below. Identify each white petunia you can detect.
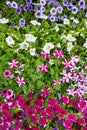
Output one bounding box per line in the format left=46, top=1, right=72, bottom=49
left=63, top=18, right=70, bottom=25
left=67, top=42, right=73, bottom=53
left=30, top=48, right=37, bottom=56
left=49, top=59, right=54, bottom=65
left=83, top=40, right=87, bottom=48
left=54, top=25, right=59, bottom=32
left=6, top=36, right=15, bottom=47
left=43, top=42, right=54, bottom=54
left=20, top=41, right=29, bottom=50
left=56, top=43, right=61, bottom=48
left=25, top=34, right=37, bottom=42
left=30, top=20, right=41, bottom=26
left=73, top=19, right=79, bottom=24
left=66, top=34, right=76, bottom=42
left=0, top=18, right=9, bottom=24
left=41, top=14, right=48, bottom=19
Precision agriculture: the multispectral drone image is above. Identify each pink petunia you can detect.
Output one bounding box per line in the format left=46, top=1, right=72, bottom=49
left=9, top=59, right=19, bottom=68
left=52, top=80, right=60, bottom=86
left=61, top=96, right=69, bottom=104
left=53, top=50, right=64, bottom=58
left=3, top=70, right=11, bottom=78
left=62, top=59, right=73, bottom=69
left=41, top=50, right=51, bottom=59
left=16, top=77, right=25, bottom=86
left=38, top=63, right=48, bottom=72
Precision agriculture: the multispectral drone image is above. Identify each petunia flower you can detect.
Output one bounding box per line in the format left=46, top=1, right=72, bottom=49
left=16, top=77, right=25, bottom=87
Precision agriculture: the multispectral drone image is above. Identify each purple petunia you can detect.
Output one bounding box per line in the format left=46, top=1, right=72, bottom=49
left=63, top=0, right=68, bottom=7
left=23, top=5, right=29, bottom=11
left=78, top=0, right=85, bottom=9
left=67, top=3, right=73, bottom=11
left=57, top=6, right=63, bottom=14
left=19, top=18, right=25, bottom=27
left=49, top=15, right=56, bottom=22
left=40, top=6, right=46, bottom=12
left=26, top=0, right=32, bottom=4
left=50, top=7, right=57, bottom=15
left=40, top=0, right=46, bottom=6
left=72, top=6, right=78, bottom=14
left=54, top=2, right=61, bottom=7
left=16, top=7, right=22, bottom=15
left=35, top=10, right=43, bottom=18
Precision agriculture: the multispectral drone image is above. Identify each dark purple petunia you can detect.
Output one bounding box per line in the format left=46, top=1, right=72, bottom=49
left=23, top=5, right=29, bottom=11
left=67, top=3, right=73, bottom=11
left=78, top=0, right=85, bottom=9
left=28, top=5, right=33, bottom=11
left=26, top=0, right=32, bottom=4
left=19, top=18, right=25, bottom=27
left=16, top=7, right=22, bottom=14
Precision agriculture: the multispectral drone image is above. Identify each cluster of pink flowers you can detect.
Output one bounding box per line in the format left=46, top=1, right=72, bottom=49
left=1, top=87, right=87, bottom=129
left=3, top=59, right=25, bottom=87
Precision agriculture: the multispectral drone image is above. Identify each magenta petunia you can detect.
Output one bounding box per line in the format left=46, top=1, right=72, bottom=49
left=3, top=70, right=11, bottom=78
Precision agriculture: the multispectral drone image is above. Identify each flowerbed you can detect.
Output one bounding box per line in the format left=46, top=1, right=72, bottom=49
left=0, top=0, right=87, bottom=130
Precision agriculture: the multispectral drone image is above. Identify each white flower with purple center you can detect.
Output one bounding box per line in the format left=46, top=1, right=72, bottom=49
left=50, top=7, right=57, bottom=15
left=72, top=6, right=78, bottom=14
left=63, top=0, right=68, bottom=7
left=19, top=18, right=25, bottom=27
left=40, top=6, right=46, bottom=13
left=11, top=1, right=18, bottom=9
left=49, top=15, right=55, bottom=22
left=40, top=0, right=46, bottom=6
left=6, top=1, right=12, bottom=7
